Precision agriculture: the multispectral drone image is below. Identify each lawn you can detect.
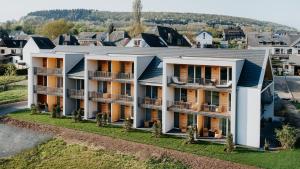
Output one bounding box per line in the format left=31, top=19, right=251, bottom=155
left=0, top=85, right=27, bottom=105
left=0, top=139, right=187, bottom=169
left=7, top=110, right=300, bottom=169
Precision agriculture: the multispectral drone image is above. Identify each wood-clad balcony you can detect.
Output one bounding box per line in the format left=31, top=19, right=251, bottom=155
left=112, top=94, right=134, bottom=106
left=88, top=71, right=113, bottom=81
left=167, top=100, right=230, bottom=118
left=167, top=76, right=232, bottom=91
left=67, top=89, right=84, bottom=100
left=89, top=91, right=113, bottom=103
left=34, top=85, right=63, bottom=96
left=138, top=97, right=162, bottom=110
left=34, top=67, right=63, bottom=76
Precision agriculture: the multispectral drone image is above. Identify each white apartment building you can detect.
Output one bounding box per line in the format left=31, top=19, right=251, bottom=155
left=28, top=46, right=275, bottom=148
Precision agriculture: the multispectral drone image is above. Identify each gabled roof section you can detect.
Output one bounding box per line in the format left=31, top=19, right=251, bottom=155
left=198, top=31, right=213, bottom=37
left=0, top=39, right=27, bottom=48
left=139, top=56, right=163, bottom=84
left=32, top=37, right=56, bottom=49
left=67, top=58, right=85, bottom=79
left=141, top=33, right=167, bottom=47
left=153, top=26, right=191, bottom=47
left=53, top=34, right=79, bottom=46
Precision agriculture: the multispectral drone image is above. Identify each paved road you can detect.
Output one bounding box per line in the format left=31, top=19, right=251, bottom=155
left=0, top=101, right=28, bottom=116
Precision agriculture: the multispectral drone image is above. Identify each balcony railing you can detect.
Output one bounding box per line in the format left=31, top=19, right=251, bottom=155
left=167, top=76, right=232, bottom=89
left=139, top=97, right=162, bottom=110
left=68, top=89, right=84, bottom=100
left=114, top=72, right=134, bottom=81
left=88, top=71, right=113, bottom=81
left=34, top=67, right=63, bottom=76
left=34, top=85, right=63, bottom=96
left=89, top=91, right=113, bottom=103
left=167, top=100, right=230, bottom=118
left=112, top=94, right=134, bottom=105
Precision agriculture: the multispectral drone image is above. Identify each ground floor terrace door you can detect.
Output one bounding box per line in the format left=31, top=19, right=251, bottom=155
left=174, top=112, right=179, bottom=129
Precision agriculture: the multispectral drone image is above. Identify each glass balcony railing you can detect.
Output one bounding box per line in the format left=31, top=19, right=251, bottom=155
left=34, top=67, right=63, bottom=76
left=34, top=85, right=63, bottom=96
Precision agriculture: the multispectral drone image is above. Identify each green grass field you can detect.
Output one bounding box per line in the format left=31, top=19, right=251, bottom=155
left=0, top=139, right=187, bottom=169
left=7, top=111, right=300, bottom=169
left=0, top=85, right=27, bottom=105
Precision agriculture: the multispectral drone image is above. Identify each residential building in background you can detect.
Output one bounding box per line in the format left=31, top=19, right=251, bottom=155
left=28, top=46, right=275, bottom=148
left=0, top=39, right=27, bottom=66
left=126, top=33, right=168, bottom=47
left=53, top=34, right=80, bottom=46
left=196, top=31, right=213, bottom=48
left=223, top=27, right=245, bottom=41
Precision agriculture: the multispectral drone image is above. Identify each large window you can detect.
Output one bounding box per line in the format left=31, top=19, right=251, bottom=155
left=174, top=65, right=180, bottom=77
left=76, top=80, right=84, bottom=90
left=188, top=65, right=202, bottom=83
left=121, top=83, right=131, bottom=96
left=145, top=86, right=158, bottom=99
left=175, top=88, right=187, bottom=102
left=287, top=49, right=293, bottom=54
left=205, top=91, right=219, bottom=106
left=187, top=114, right=193, bottom=126
left=188, top=65, right=194, bottom=83
left=205, top=66, right=212, bottom=80
left=98, top=81, right=107, bottom=93
left=145, top=109, right=151, bottom=121
left=57, top=77, right=63, bottom=88
left=220, top=67, right=228, bottom=81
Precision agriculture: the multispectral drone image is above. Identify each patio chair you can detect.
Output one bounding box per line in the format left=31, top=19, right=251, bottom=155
left=171, top=76, right=186, bottom=85
left=216, top=81, right=232, bottom=88
left=215, top=130, right=223, bottom=139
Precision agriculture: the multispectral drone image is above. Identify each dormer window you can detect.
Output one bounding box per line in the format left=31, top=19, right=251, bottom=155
left=203, top=33, right=206, bottom=39
left=134, top=40, right=141, bottom=47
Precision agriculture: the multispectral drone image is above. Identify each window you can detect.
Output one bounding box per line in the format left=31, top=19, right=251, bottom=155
left=77, top=80, right=84, bottom=90
left=158, top=111, right=162, bottom=121
left=174, top=65, right=180, bottom=77
left=145, top=86, right=158, bottom=99
left=97, top=61, right=102, bottom=71
left=98, top=81, right=107, bottom=93
left=187, top=114, right=193, bottom=126
left=205, top=91, right=219, bottom=106
left=195, top=66, right=201, bottom=82
left=132, top=63, right=134, bottom=74
left=204, top=116, right=211, bottom=129
left=121, top=83, right=131, bottom=96
left=275, top=48, right=280, bottom=54
left=108, top=61, right=111, bottom=72
left=188, top=65, right=194, bottom=83
left=203, top=33, right=206, bottom=39
left=145, top=109, right=151, bottom=121
left=175, top=88, right=187, bottom=102
left=229, top=68, right=232, bottom=81
left=0, top=49, right=4, bottom=54
left=134, top=40, right=141, bottom=46
left=120, top=105, right=125, bottom=120
left=42, top=58, right=47, bottom=67
left=287, top=49, right=293, bottom=54
left=298, top=50, right=300, bottom=54
left=205, top=66, right=212, bottom=80
left=120, top=62, right=125, bottom=73
left=177, top=39, right=182, bottom=45
left=220, top=67, right=228, bottom=81
left=57, top=77, right=63, bottom=88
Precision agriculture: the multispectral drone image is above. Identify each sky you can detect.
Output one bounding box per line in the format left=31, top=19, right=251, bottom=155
left=0, top=0, right=299, bottom=30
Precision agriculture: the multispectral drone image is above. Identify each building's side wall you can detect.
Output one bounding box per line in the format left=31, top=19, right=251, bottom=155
left=236, top=87, right=261, bottom=148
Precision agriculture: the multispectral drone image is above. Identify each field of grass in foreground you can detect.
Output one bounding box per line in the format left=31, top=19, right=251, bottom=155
left=7, top=110, right=300, bottom=169
left=0, top=85, right=27, bottom=105
left=0, top=139, right=187, bottom=169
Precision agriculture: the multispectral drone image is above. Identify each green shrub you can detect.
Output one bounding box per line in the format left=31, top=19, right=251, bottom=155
left=16, top=69, right=28, bottom=76
left=152, top=120, right=162, bottom=138
left=225, top=133, right=234, bottom=153
left=275, top=125, right=298, bottom=149
left=73, top=108, right=83, bottom=123
left=30, top=104, right=40, bottom=115
left=96, top=113, right=104, bottom=127
left=52, top=105, right=57, bottom=118
left=123, top=118, right=132, bottom=132
left=185, top=126, right=196, bottom=144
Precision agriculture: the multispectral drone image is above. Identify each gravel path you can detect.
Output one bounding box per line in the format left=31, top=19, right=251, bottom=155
left=0, top=123, right=52, bottom=158
left=1, top=117, right=257, bottom=169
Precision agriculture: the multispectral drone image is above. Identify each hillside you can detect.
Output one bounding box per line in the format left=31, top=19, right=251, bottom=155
left=23, top=9, right=296, bottom=32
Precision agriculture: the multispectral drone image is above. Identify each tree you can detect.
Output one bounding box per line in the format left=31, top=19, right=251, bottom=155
left=107, top=23, right=115, bottom=34
left=0, top=27, right=9, bottom=39
left=275, top=125, right=298, bottom=149
left=129, top=0, right=145, bottom=37
left=39, top=19, right=74, bottom=40
left=0, top=64, right=16, bottom=91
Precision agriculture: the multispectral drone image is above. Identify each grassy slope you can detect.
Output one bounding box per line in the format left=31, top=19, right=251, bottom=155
left=8, top=111, right=300, bottom=169
left=0, top=85, right=27, bottom=105
left=0, top=139, right=187, bottom=169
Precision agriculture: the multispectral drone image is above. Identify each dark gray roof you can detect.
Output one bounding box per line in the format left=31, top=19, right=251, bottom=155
left=32, top=37, right=55, bottom=49
left=54, top=46, right=267, bottom=87
left=0, top=39, right=27, bottom=48
left=139, top=57, right=163, bottom=84
left=53, top=34, right=79, bottom=46
left=140, top=33, right=167, bottom=47
left=67, top=58, right=85, bottom=79
left=152, top=26, right=191, bottom=47
left=247, top=32, right=300, bottom=47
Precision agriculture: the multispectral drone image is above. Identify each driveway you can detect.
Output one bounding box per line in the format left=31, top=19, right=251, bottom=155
left=0, top=101, right=28, bottom=116
left=0, top=124, right=52, bottom=158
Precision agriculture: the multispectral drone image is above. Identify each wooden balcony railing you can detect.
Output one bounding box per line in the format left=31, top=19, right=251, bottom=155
left=88, top=71, right=113, bottom=80
left=88, top=91, right=113, bottom=103
left=139, top=97, right=162, bottom=110
left=167, top=100, right=230, bottom=118
left=68, top=89, right=84, bottom=100
left=112, top=94, right=134, bottom=105
left=34, top=85, right=63, bottom=96
left=34, top=67, right=63, bottom=76
left=167, top=76, right=232, bottom=88
left=114, top=72, right=134, bottom=81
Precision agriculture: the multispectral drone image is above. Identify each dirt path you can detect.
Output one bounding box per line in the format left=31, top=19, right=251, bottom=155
left=1, top=117, right=257, bottom=169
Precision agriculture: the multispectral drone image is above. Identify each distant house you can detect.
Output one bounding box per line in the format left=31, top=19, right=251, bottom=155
left=0, top=39, right=27, bottom=65
left=196, top=31, right=213, bottom=48
left=9, top=31, right=27, bottom=39
left=105, top=31, right=131, bottom=47
left=223, top=27, right=245, bottom=41
left=77, top=32, right=105, bottom=46
left=126, top=33, right=167, bottom=48
left=23, top=36, right=56, bottom=67
left=53, top=34, right=79, bottom=46
left=152, top=26, right=192, bottom=47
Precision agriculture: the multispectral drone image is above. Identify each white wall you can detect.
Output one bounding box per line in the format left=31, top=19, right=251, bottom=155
left=126, top=38, right=149, bottom=48
left=23, top=38, right=40, bottom=67
left=196, top=32, right=213, bottom=48
left=236, top=87, right=261, bottom=148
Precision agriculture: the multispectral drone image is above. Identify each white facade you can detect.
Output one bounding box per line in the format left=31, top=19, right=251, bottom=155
left=28, top=47, right=275, bottom=148
left=126, top=38, right=150, bottom=47
left=196, top=32, right=213, bottom=48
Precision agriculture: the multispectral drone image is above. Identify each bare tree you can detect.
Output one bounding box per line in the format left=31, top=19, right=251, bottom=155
left=129, top=0, right=145, bottom=37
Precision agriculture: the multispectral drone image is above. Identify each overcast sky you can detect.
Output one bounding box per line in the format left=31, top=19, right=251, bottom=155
left=0, top=0, right=299, bottom=30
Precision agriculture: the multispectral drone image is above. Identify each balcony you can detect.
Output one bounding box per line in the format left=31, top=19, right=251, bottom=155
left=88, top=91, right=113, bottom=103
left=34, top=67, right=63, bottom=76
left=112, top=94, right=134, bottom=105
left=139, top=97, right=162, bottom=110
left=34, top=85, right=63, bottom=96
left=88, top=71, right=113, bottom=81
left=114, top=72, right=134, bottom=82
left=167, top=76, right=232, bottom=91
left=68, top=89, right=84, bottom=100
left=167, top=100, right=230, bottom=118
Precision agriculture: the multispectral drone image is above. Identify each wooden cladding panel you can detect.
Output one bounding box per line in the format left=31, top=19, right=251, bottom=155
left=125, top=106, right=132, bottom=119
left=158, top=87, right=162, bottom=98
left=151, top=110, right=158, bottom=121
left=212, top=66, right=220, bottom=81
left=111, top=103, right=120, bottom=122
left=112, top=61, right=120, bottom=73
left=219, top=92, right=229, bottom=113
left=179, top=113, right=187, bottom=130
left=187, top=89, right=197, bottom=102
left=179, top=65, right=188, bottom=79
left=125, top=62, right=133, bottom=74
